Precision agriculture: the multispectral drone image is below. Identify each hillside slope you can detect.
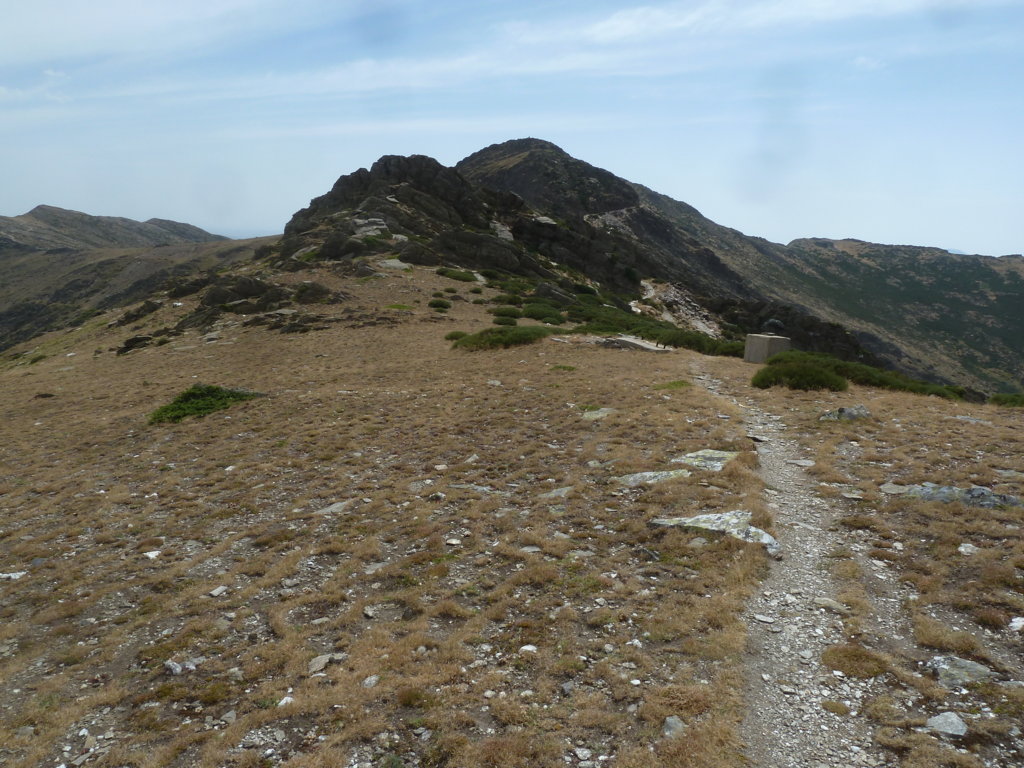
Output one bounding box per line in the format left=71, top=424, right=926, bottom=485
left=2, top=260, right=1022, bottom=768
left=457, top=139, right=1024, bottom=393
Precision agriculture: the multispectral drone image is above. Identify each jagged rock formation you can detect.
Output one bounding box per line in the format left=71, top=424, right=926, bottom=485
left=277, top=144, right=880, bottom=371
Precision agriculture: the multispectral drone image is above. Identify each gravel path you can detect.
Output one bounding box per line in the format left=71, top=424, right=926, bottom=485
left=691, top=371, right=895, bottom=768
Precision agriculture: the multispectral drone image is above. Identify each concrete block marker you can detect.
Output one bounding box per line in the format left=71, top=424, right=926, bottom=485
left=743, top=334, right=791, bottom=364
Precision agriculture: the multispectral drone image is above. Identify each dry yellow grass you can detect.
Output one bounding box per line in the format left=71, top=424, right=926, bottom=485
left=0, top=264, right=765, bottom=767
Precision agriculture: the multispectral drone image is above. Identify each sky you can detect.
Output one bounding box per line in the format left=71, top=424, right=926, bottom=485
left=1, top=0, right=1022, bottom=256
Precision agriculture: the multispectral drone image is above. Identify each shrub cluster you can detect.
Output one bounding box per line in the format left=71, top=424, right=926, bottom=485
left=435, top=267, right=477, bottom=282
left=751, top=362, right=849, bottom=392
left=754, top=350, right=962, bottom=398
left=427, top=299, right=452, bottom=311
left=451, top=326, right=555, bottom=351
left=989, top=392, right=1024, bottom=407
left=149, top=384, right=261, bottom=424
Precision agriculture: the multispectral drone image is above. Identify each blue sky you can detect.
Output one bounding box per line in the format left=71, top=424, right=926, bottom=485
left=2, top=0, right=1021, bottom=255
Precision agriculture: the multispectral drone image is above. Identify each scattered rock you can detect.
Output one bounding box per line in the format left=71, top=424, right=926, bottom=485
left=786, top=459, right=815, bottom=467
left=651, top=510, right=781, bottom=558
left=1008, top=617, right=1024, bottom=631
left=904, top=483, right=1022, bottom=508
left=308, top=653, right=347, bottom=674
left=278, top=696, right=295, bottom=707
left=879, top=482, right=910, bottom=495
left=753, top=614, right=776, bottom=624
left=16, top=726, right=36, bottom=738
left=538, top=486, right=573, bottom=499
left=670, top=449, right=739, bottom=471
left=209, top=586, right=228, bottom=597
left=164, top=660, right=183, bottom=676
left=927, top=656, right=996, bottom=687
left=662, top=715, right=686, bottom=739
left=362, top=675, right=380, bottom=688
left=222, top=710, right=237, bottom=724
left=116, top=335, right=154, bottom=355
left=611, top=469, right=691, bottom=487
left=926, top=712, right=968, bottom=737
left=812, top=597, right=851, bottom=615
left=519, top=644, right=538, bottom=654
left=819, top=405, right=871, bottom=421
left=0, top=571, right=27, bottom=580
left=957, top=542, right=981, bottom=556
left=581, top=407, right=617, bottom=421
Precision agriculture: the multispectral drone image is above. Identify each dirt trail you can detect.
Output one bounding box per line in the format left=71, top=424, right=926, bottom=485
left=690, top=369, right=894, bottom=768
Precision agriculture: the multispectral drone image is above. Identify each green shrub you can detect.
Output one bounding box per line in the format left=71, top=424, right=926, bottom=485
left=990, top=392, right=1024, bottom=407
left=522, top=304, right=566, bottom=324
left=488, top=306, right=522, bottom=318
left=428, top=299, right=452, bottom=311
left=386, top=303, right=413, bottom=310
left=443, top=287, right=458, bottom=294
left=751, top=363, right=849, bottom=392
left=444, top=331, right=468, bottom=341
left=436, top=267, right=477, bottom=282
left=469, top=287, right=483, bottom=294
left=149, top=384, right=262, bottom=424
left=490, top=294, right=523, bottom=306
left=492, top=316, right=517, bottom=326
left=452, top=326, right=555, bottom=351
left=764, top=350, right=961, bottom=399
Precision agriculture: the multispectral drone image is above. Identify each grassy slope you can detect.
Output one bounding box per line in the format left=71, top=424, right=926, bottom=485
left=1, top=262, right=1022, bottom=768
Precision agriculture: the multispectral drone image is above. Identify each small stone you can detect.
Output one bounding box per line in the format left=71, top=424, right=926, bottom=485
left=1, top=571, right=28, bottom=580
left=363, top=605, right=377, bottom=619
left=445, top=538, right=461, bottom=546
left=163, top=660, right=183, bottom=676
left=519, top=644, right=538, bottom=654
left=362, top=675, right=379, bottom=688
left=222, top=710, right=237, bottom=724
left=209, top=586, right=228, bottom=597
left=574, top=747, right=593, bottom=760
left=927, top=656, right=995, bottom=687
left=483, top=690, right=496, bottom=699
left=1009, top=617, right=1024, bottom=631
left=787, top=459, right=815, bottom=467
left=277, top=696, right=294, bottom=707
left=754, top=614, right=775, bottom=624
left=927, top=711, right=968, bottom=737
left=813, top=597, right=851, bottom=615
left=538, top=486, right=573, bottom=499
left=308, top=655, right=332, bottom=674
left=16, top=726, right=35, bottom=738
left=143, top=550, right=161, bottom=559
left=662, top=715, right=686, bottom=739
left=879, top=482, right=909, bottom=495
left=226, top=667, right=244, bottom=682
left=957, top=542, right=980, bottom=556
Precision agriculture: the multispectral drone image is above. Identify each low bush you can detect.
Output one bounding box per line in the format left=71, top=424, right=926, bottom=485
left=488, top=306, right=522, bottom=318
left=436, top=267, right=477, bottom=282
left=149, top=384, right=262, bottom=424
left=428, top=299, right=452, bottom=311
left=492, top=316, right=517, bottom=326
left=444, top=331, right=468, bottom=341
left=989, top=392, right=1024, bottom=407
left=522, top=303, right=566, bottom=324
left=490, top=294, right=523, bottom=306
left=452, top=326, right=555, bottom=351
left=764, top=350, right=962, bottom=399
left=751, top=362, right=849, bottom=392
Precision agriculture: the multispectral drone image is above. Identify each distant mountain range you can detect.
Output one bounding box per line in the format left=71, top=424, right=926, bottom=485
left=0, top=207, right=266, bottom=352
left=3, top=140, right=1021, bottom=393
